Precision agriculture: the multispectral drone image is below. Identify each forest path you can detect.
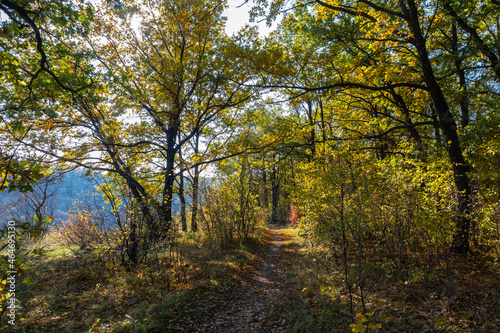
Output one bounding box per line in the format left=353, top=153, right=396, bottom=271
left=199, top=226, right=288, bottom=333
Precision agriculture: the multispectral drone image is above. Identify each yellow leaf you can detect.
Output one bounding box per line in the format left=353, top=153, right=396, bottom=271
left=350, top=323, right=367, bottom=332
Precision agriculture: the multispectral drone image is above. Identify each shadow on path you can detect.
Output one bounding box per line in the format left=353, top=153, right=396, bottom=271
left=200, top=226, right=287, bottom=333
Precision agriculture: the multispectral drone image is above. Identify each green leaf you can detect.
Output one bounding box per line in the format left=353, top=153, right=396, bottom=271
left=42, top=217, right=53, bottom=224
left=368, top=323, right=382, bottom=330
left=22, top=277, right=35, bottom=285
left=47, top=109, right=58, bottom=118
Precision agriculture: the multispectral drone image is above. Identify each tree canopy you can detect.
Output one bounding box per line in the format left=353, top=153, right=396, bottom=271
left=1, top=0, right=500, bottom=331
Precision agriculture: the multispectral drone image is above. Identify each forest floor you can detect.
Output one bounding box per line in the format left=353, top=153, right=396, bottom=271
left=3, top=225, right=500, bottom=332
left=2, top=225, right=300, bottom=332
left=195, top=226, right=288, bottom=333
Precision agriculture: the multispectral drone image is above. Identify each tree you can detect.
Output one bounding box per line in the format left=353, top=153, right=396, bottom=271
left=0, top=0, right=94, bottom=192
left=87, top=0, right=253, bottom=235
left=9, top=0, right=254, bottom=247
left=0, top=1, right=94, bottom=313
left=247, top=0, right=500, bottom=253
left=442, top=0, right=500, bottom=81
left=0, top=168, right=67, bottom=226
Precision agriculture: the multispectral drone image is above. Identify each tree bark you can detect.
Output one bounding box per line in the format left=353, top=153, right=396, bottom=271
left=162, top=123, right=178, bottom=236
left=306, top=99, right=316, bottom=158
left=402, top=0, right=472, bottom=254
left=178, top=133, right=187, bottom=232
left=451, top=23, right=470, bottom=128
left=389, top=88, right=424, bottom=157
left=270, top=160, right=280, bottom=224
left=191, top=130, right=200, bottom=232
left=262, top=158, right=268, bottom=209
left=179, top=168, right=187, bottom=232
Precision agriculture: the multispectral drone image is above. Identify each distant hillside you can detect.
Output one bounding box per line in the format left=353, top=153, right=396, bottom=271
left=0, top=169, right=105, bottom=227
left=0, top=169, right=183, bottom=228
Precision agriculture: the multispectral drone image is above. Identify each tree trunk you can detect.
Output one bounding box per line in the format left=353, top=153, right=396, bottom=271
left=319, top=99, right=326, bottom=144
left=178, top=133, right=187, bottom=232
left=306, top=99, right=316, bottom=158
left=451, top=24, right=470, bottom=128
left=191, top=130, right=200, bottom=232
left=403, top=0, right=472, bottom=254
left=262, top=158, right=268, bottom=209
left=270, top=161, right=280, bottom=224
left=389, top=88, right=425, bottom=158
left=191, top=165, right=199, bottom=232
left=120, top=167, right=157, bottom=235
left=162, top=123, right=178, bottom=237
left=128, top=217, right=138, bottom=265
left=179, top=168, right=187, bottom=232
left=238, top=161, right=247, bottom=238
left=432, top=106, right=442, bottom=145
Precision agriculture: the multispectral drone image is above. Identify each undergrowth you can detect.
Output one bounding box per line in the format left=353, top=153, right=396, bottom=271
left=0, top=227, right=265, bottom=332
left=269, top=227, right=500, bottom=332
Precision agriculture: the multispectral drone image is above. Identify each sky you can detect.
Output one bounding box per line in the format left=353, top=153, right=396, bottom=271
left=0, top=1, right=280, bottom=37
left=223, top=1, right=281, bottom=36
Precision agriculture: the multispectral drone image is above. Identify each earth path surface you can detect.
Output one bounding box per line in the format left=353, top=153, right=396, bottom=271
left=198, top=226, right=288, bottom=333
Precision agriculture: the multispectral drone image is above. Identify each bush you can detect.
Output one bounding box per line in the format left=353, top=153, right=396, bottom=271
left=59, top=209, right=102, bottom=251
left=199, top=174, right=265, bottom=253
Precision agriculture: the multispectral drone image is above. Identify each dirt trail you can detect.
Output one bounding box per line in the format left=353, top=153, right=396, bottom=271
left=201, top=226, right=286, bottom=333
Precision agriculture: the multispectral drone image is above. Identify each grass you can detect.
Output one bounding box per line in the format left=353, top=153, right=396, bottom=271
left=0, top=228, right=266, bottom=332
left=268, top=228, right=500, bottom=332
left=3, top=225, right=499, bottom=332
left=266, top=227, right=353, bottom=332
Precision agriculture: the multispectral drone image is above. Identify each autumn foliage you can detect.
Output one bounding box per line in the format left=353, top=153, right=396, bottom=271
left=1, top=0, right=500, bottom=331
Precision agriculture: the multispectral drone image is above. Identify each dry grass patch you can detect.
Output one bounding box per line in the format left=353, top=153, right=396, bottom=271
left=1, top=228, right=266, bottom=332
left=268, top=227, right=500, bottom=332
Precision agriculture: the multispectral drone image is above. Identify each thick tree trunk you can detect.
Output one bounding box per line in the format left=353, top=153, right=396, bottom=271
left=162, top=124, right=178, bottom=236
left=118, top=168, right=151, bottom=264
left=403, top=0, right=472, bottom=254
left=191, top=165, right=199, bottom=232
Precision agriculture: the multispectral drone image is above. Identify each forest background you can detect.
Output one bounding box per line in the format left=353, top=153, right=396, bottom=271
left=1, top=0, right=500, bottom=331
